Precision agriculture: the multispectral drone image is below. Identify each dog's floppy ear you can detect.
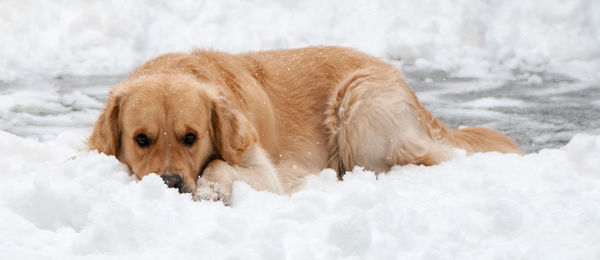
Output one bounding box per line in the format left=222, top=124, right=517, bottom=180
left=89, top=90, right=123, bottom=156
left=209, top=94, right=258, bottom=165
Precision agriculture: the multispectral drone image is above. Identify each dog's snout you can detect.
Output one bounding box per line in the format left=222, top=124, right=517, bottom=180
left=161, top=173, right=185, bottom=192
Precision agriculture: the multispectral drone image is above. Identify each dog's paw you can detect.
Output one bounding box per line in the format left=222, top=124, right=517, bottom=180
left=193, top=178, right=232, bottom=205
left=193, top=160, right=235, bottom=205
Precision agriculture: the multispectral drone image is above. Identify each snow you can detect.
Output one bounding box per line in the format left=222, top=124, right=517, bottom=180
left=1, top=131, right=600, bottom=258
left=460, top=97, right=525, bottom=109
left=1, top=0, right=599, bottom=83
left=2, top=0, right=600, bottom=258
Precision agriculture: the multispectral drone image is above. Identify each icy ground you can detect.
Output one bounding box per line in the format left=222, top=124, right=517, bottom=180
left=2, top=0, right=600, bottom=259
left=2, top=68, right=599, bottom=153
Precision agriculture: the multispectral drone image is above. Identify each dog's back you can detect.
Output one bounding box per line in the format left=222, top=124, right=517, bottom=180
left=238, top=47, right=521, bottom=177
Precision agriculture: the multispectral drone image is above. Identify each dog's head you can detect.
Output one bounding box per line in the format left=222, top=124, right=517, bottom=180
left=89, top=74, right=257, bottom=193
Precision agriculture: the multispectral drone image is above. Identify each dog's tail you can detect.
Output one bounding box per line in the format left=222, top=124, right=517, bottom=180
left=415, top=97, right=521, bottom=155
left=445, top=127, right=522, bottom=154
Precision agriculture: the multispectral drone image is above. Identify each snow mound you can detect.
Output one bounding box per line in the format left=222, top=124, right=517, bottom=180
left=1, top=131, right=600, bottom=258
left=1, top=0, right=599, bottom=82
left=565, top=134, right=600, bottom=176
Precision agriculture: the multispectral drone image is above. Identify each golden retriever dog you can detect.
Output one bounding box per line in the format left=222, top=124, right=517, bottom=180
left=89, top=46, right=520, bottom=202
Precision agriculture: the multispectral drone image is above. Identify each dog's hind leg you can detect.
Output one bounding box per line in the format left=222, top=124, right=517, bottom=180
left=325, top=66, right=456, bottom=179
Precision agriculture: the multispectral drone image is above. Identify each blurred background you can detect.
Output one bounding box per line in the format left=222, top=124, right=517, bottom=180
left=1, top=0, right=599, bottom=152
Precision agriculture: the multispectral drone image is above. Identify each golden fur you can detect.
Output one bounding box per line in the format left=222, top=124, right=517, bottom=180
left=89, top=46, right=521, bottom=200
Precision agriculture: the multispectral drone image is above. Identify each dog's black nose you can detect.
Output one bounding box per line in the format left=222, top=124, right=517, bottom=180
left=161, top=173, right=184, bottom=191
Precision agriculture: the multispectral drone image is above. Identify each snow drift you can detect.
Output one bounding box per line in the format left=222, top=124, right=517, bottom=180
left=1, top=0, right=599, bottom=82
left=1, top=130, right=599, bottom=259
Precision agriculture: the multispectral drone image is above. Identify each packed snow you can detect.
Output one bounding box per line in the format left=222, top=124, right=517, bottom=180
left=1, top=0, right=600, bottom=259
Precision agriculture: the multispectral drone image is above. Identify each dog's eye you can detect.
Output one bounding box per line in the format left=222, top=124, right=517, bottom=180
left=183, top=133, right=196, bottom=146
left=135, top=134, right=150, bottom=147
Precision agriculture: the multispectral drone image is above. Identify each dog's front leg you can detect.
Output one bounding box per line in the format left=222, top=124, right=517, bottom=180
left=194, top=145, right=283, bottom=204
left=194, top=160, right=236, bottom=204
